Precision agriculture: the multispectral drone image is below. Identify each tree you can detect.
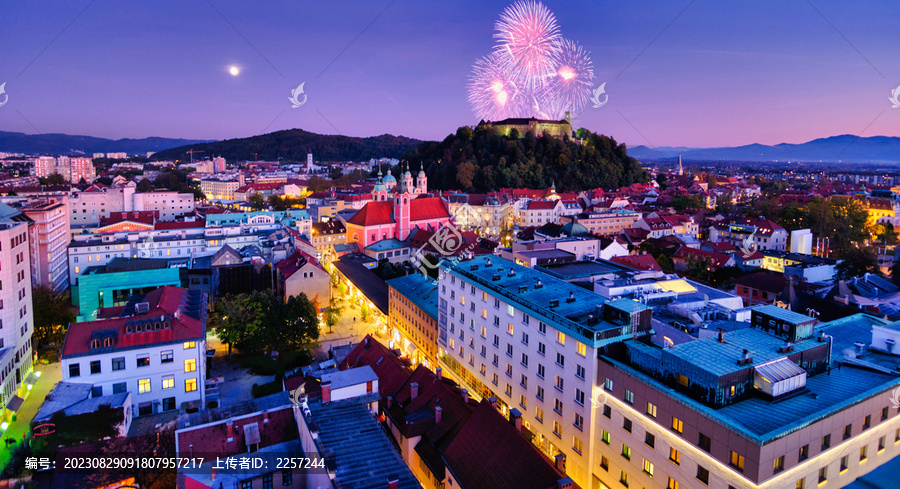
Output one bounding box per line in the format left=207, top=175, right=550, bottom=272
left=39, top=173, right=68, bottom=185
left=875, top=222, right=898, bottom=247
left=307, top=175, right=332, bottom=192
left=136, top=178, right=154, bottom=192
left=671, top=195, right=704, bottom=211
left=655, top=173, right=668, bottom=190
left=209, top=292, right=267, bottom=357
left=325, top=297, right=341, bottom=334
left=836, top=247, right=880, bottom=280
left=890, top=260, right=900, bottom=286
left=247, top=193, right=266, bottom=209
left=32, top=286, right=74, bottom=349
left=269, top=292, right=320, bottom=353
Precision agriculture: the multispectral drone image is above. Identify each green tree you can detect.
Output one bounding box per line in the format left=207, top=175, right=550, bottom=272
left=39, top=173, right=68, bottom=185
left=836, top=247, right=880, bottom=280
left=671, top=195, right=704, bottom=211
left=875, top=222, right=898, bottom=247
left=210, top=292, right=267, bottom=357
left=135, top=178, right=154, bottom=192
left=32, top=285, right=75, bottom=349
left=247, top=193, right=266, bottom=209
left=655, top=173, right=668, bottom=191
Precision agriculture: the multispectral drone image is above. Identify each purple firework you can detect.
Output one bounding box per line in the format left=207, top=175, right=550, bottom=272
left=545, top=38, right=594, bottom=119
left=467, top=52, right=525, bottom=121
left=493, top=1, right=561, bottom=91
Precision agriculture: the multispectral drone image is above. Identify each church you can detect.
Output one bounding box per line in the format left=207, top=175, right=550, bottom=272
left=345, top=166, right=452, bottom=248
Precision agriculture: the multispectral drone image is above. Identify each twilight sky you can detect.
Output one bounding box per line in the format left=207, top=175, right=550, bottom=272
left=1, top=1, right=898, bottom=148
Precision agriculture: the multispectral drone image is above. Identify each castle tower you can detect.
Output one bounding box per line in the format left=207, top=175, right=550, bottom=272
left=395, top=172, right=411, bottom=240
left=416, top=165, right=427, bottom=195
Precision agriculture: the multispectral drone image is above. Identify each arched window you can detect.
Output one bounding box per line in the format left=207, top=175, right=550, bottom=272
left=90, top=339, right=100, bottom=349
left=403, top=198, right=408, bottom=205
left=103, top=337, right=113, bottom=347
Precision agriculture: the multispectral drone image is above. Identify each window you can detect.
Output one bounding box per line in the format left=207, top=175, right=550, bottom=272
left=643, top=432, right=655, bottom=448
left=113, top=382, right=126, bottom=394
left=506, top=344, right=513, bottom=357
left=90, top=360, right=101, bottom=374
left=184, top=341, right=196, bottom=349
left=185, top=378, right=197, bottom=392
left=796, top=478, right=805, bottom=489
left=138, top=378, right=151, bottom=393
left=669, top=447, right=680, bottom=465
left=112, top=357, right=126, bottom=371
left=883, top=407, right=890, bottom=421
left=818, top=467, right=827, bottom=484
left=282, top=469, right=292, bottom=486
left=576, top=364, right=585, bottom=380
left=161, top=350, right=173, bottom=363
left=699, top=433, right=711, bottom=452
left=603, top=405, right=611, bottom=419
left=520, top=394, right=527, bottom=408
left=536, top=407, right=543, bottom=423
left=840, top=455, right=848, bottom=472
left=555, top=375, right=564, bottom=391
left=879, top=435, right=886, bottom=452
left=262, top=474, right=273, bottom=489
left=671, top=417, right=683, bottom=434
left=507, top=323, right=514, bottom=335
left=604, top=378, right=613, bottom=391
left=822, top=434, right=831, bottom=450
left=573, top=436, right=582, bottom=454
left=506, top=364, right=512, bottom=377
left=774, top=455, right=785, bottom=473
left=538, top=322, right=546, bottom=334
left=537, top=364, right=545, bottom=378
left=576, top=341, right=586, bottom=356
left=621, top=444, right=631, bottom=460
left=162, top=377, right=175, bottom=389
left=555, top=352, right=565, bottom=367
left=162, top=397, right=176, bottom=411
left=520, top=374, right=527, bottom=388
left=620, top=471, right=629, bottom=487
left=799, top=444, right=809, bottom=461
left=643, top=459, right=654, bottom=476
left=860, top=445, right=868, bottom=461
left=537, top=386, right=544, bottom=400
left=600, top=456, right=609, bottom=471
left=623, top=418, right=632, bottom=433
left=538, top=342, right=546, bottom=355
left=696, top=466, right=709, bottom=485
left=647, top=402, right=657, bottom=418
left=553, top=421, right=561, bottom=437
left=521, top=332, right=529, bottom=345
left=137, top=355, right=150, bottom=367
left=554, top=398, right=563, bottom=414
left=844, top=424, right=853, bottom=440
left=730, top=451, right=745, bottom=472
left=601, top=430, right=610, bottom=444
left=556, top=331, right=565, bottom=345
left=68, top=363, right=80, bottom=378
left=624, top=389, right=634, bottom=404
left=521, top=353, right=528, bottom=366
left=574, top=412, right=583, bottom=430
left=864, top=415, right=872, bottom=430
left=575, top=388, right=584, bottom=406
left=667, top=478, right=679, bottom=489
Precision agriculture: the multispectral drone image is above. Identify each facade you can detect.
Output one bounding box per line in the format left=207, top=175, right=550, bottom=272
left=519, top=200, right=565, bottom=227
left=709, top=217, right=790, bottom=252
left=17, top=196, right=70, bottom=292
left=67, top=183, right=136, bottom=227
left=132, top=191, right=194, bottom=221
left=485, top=118, right=573, bottom=139
left=310, top=220, right=345, bottom=263
left=60, top=286, right=208, bottom=416
left=0, top=207, right=36, bottom=422
left=275, top=250, right=330, bottom=308
left=447, top=193, right=516, bottom=238
left=68, top=157, right=95, bottom=183
left=199, top=178, right=241, bottom=200
left=439, top=255, right=654, bottom=488
left=72, top=258, right=183, bottom=322
left=387, top=274, right=440, bottom=366
left=572, top=210, right=642, bottom=236
left=363, top=238, right=412, bottom=265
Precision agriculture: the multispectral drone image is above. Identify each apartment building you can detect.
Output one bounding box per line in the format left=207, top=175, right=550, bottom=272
left=387, top=274, right=440, bottom=367
left=199, top=178, right=240, bottom=200
left=60, top=286, right=207, bottom=416
left=709, top=217, right=789, bottom=253
left=132, top=191, right=195, bottom=221
left=439, top=255, right=654, bottom=488
left=571, top=210, right=642, bottom=236
left=18, top=196, right=71, bottom=292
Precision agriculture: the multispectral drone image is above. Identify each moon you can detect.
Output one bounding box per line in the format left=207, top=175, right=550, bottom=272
left=229, top=66, right=240, bottom=76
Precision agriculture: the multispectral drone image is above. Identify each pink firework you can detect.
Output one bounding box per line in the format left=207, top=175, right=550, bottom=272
left=494, top=1, right=561, bottom=91
left=545, top=39, right=594, bottom=119
left=467, top=52, right=525, bottom=121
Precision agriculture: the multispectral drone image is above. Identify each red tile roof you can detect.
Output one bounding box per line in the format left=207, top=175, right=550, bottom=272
left=673, top=246, right=733, bottom=268
left=61, top=286, right=206, bottom=358
left=275, top=250, right=326, bottom=279
left=442, top=400, right=571, bottom=489
left=611, top=254, right=662, bottom=271
left=525, top=200, right=556, bottom=210
left=175, top=406, right=297, bottom=460
left=339, top=335, right=412, bottom=398
left=410, top=197, right=450, bottom=221
left=346, top=201, right=394, bottom=226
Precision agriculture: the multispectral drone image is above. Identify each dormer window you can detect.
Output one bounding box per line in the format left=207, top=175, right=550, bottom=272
left=104, top=337, right=113, bottom=347
left=90, top=339, right=100, bottom=349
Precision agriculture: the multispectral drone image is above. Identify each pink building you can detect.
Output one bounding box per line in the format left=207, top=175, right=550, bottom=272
left=20, top=196, right=70, bottom=292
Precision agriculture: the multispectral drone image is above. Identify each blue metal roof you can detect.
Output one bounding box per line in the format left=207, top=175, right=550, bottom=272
left=387, top=274, right=439, bottom=322
left=753, top=304, right=816, bottom=324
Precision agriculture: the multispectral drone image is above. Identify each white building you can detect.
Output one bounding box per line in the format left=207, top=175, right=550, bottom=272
left=132, top=191, right=195, bottom=221
left=68, top=183, right=195, bottom=228
left=438, top=255, right=654, bottom=489
left=60, top=286, right=207, bottom=416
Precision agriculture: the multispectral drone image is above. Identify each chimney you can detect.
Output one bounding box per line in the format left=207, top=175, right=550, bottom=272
left=488, top=396, right=498, bottom=409
left=436, top=367, right=442, bottom=380
left=461, top=389, right=469, bottom=404
left=435, top=406, right=442, bottom=424
left=410, top=382, right=419, bottom=400
left=509, top=408, right=522, bottom=431
left=717, top=329, right=724, bottom=343
left=386, top=396, right=393, bottom=408
left=557, top=478, right=574, bottom=489
left=322, top=381, right=331, bottom=403
left=554, top=453, right=566, bottom=473
left=566, top=291, right=575, bottom=303
left=387, top=480, right=399, bottom=489
left=226, top=420, right=234, bottom=442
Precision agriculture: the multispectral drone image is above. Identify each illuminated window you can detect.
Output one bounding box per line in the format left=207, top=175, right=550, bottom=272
left=138, top=378, right=151, bottom=393
left=669, top=447, right=680, bottom=465
left=730, top=451, right=745, bottom=472
left=671, top=417, right=683, bottom=434
left=576, top=341, right=586, bottom=356
left=184, top=341, right=196, bottom=349
left=162, top=377, right=175, bottom=389
left=184, top=359, right=197, bottom=372
left=642, top=459, right=654, bottom=476
left=557, top=331, right=565, bottom=345
left=185, top=378, right=198, bottom=392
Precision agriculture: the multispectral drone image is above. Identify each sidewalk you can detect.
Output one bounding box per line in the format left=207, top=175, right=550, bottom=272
left=0, top=362, right=61, bottom=474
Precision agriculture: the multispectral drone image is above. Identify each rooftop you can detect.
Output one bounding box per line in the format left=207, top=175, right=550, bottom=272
left=753, top=304, right=817, bottom=325
left=387, top=274, right=440, bottom=322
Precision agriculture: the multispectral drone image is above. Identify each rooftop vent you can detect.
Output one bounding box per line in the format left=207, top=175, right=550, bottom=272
left=518, top=286, right=528, bottom=293
left=492, top=274, right=501, bottom=281
left=470, top=265, right=479, bottom=271
left=566, top=291, right=576, bottom=303
left=779, top=341, right=794, bottom=353
left=135, top=302, right=150, bottom=314
left=508, top=270, right=516, bottom=277
left=535, top=279, right=543, bottom=289
left=485, top=258, right=492, bottom=267
left=737, top=349, right=753, bottom=366
left=549, top=299, right=560, bottom=308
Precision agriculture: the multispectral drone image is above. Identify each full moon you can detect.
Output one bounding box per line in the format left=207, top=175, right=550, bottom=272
left=229, top=66, right=240, bottom=76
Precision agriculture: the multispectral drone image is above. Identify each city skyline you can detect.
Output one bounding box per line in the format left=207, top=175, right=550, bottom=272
left=1, top=1, right=898, bottom=149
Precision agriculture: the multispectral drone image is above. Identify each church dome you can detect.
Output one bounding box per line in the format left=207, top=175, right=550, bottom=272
left=560, top=221, right=589, bottom=237
left=382, top=173, right=397, bottom=184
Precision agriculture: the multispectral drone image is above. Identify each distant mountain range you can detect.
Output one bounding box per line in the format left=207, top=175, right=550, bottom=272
left=628, top=135, right=900, bottom=163
left=0, top=131, right=212, bottom=156
left=151, top=129, right=423, bottom=163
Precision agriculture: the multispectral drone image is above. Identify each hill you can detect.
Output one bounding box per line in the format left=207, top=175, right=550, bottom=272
left=629, top=135, right=900, bottom=163
left=151, top=129, right=422, bottom=163
left=0, top=131, right=212, bottom=156
left=403, top=126, right=648, bottom=193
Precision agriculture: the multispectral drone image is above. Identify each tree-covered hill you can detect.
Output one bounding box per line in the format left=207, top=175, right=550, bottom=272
left=403, top=126, right=648, bottom=193
left=151, top=129, right=422, bottom=163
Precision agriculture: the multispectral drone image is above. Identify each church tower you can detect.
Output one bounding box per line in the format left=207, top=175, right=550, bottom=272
left=372, top=167, right=388, bottom=201
left=416, top=165, right=427, bottom=195
left=395, top=170, right=411, bottom=240
left=402, top=163, right=414, bottom=193
left=677, top=155, right=684, bottom=176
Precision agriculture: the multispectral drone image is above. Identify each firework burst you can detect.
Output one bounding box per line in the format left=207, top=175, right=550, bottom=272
left=468, top=1, right=595, bottom=123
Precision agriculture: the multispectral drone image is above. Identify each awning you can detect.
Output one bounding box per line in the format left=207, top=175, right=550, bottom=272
left=6, top=395, right=24, bottom=413
left=24, top=372, right=38, bottom=385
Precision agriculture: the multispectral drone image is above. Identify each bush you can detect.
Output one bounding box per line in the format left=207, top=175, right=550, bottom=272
left=251, top=381, right=283, bottom=398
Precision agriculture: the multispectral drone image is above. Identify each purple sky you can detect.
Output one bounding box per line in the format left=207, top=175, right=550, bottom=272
left=1, top=1, right=898, bottom=148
